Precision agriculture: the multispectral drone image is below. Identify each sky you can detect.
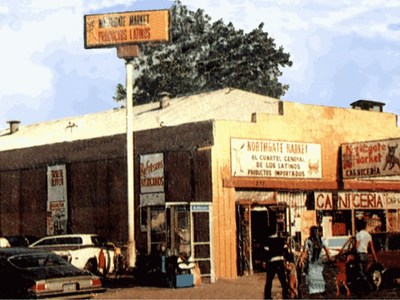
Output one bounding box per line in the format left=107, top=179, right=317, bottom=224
left=1, top=0, right=400, bottom=130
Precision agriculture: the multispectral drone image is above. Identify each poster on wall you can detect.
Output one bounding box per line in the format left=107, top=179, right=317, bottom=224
left=342, top=138, right=400, bottom=178
left=47, top=165, right=68, bottom=235
left=140, top=153, right=164, bottom=193
left=300, top=210, right=316, bottom=243
left=387, top=210, right=400, bottom=232
left=231, top=138, right=322, bottom=179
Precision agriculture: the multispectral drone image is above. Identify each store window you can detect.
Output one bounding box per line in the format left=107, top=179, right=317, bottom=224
left=168, top=205, right=191, bottom=257
left=149, top=205, right=167, bottom=254
left=142, top=204, right=191, bottom=256
left=331, top=210, right=352, bottom=236
left=355, top=210, right=386, bottom=233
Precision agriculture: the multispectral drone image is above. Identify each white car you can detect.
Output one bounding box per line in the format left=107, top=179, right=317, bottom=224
left=322, top=235, right=351, bottom=259
left=29, top=234, right=119, bottom=276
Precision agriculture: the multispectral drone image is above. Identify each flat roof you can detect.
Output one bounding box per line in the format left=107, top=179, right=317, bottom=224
left=0, top=88, right=280, bottom=151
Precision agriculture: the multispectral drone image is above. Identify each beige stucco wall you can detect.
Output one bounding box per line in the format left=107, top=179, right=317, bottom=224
left=210, top=101, right=400, bottom=279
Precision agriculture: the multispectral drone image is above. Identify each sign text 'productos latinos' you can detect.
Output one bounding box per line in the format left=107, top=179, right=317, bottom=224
left=84, top=10, right=169, bottom=48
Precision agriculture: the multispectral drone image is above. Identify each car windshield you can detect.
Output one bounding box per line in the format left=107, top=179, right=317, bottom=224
left=91, top=236, right=109, bottom=247
left=372, top=233, right=400, bottom=251
left=9, top=253, right=68, bottom=269
left=34, top=237, right=83, bottom=246
left=325, top=237, right=349, bottom=248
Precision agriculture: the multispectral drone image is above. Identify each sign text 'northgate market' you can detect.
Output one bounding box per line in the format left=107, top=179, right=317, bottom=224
left=342, top=138, right=400, bottom=178
left=84, top=10, right=169, bottom=48
left=231, top=138, right=322, bottom=179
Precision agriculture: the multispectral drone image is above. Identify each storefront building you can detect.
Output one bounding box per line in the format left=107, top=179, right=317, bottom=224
left=212, top=100, right=400, bottom=278
left=0, top=89, right=400, bottom=282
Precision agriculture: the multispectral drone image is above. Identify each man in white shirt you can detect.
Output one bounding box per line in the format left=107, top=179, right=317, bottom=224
left=355, top=219, right=378, bottom=291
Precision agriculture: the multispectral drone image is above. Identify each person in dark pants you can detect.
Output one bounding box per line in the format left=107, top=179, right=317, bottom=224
left=264, top=233, right=289, bottom=300
left=355, top=218, right=377, bottom=292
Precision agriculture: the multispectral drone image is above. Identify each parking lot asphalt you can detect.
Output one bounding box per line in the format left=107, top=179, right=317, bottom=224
left=96, top=265, right=400, bottom=299
left=97, top=273, right=266, bottom=299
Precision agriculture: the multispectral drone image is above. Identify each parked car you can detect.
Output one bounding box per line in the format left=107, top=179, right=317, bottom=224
left=0, top=247, right=105, bottom=299
left=29, top=234, right=120, bottom=276
left=370, top=232, right=400, bottom=288
left=336, top=232, right=400, bottom=290
left=0, top=238, right=10, bottom=248
left=3, top=235, right=38, bottom=247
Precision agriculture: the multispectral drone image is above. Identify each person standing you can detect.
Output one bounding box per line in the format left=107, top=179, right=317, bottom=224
left=355, top=219, right=378, bottom=291
left=300, top=226, right=330, bottom=296
left=263, top=233, right=289, bottom=300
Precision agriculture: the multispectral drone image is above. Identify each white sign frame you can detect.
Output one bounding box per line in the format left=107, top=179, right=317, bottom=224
left=140, top=153, right=165, bottom=193
left=231, top=138, right=322, bottom=179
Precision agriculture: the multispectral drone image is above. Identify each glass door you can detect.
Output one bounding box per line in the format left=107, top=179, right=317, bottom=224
left=191, top=203, right=214, bottom=283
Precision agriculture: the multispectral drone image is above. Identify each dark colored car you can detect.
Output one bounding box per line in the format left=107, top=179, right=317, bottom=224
left=370, top=233, right=400, bottom=288
left=0, top=248, right=106, bottom=299
left=4, top=235, right=38, bottom=247
left=337, top=233, right=400, bottom=290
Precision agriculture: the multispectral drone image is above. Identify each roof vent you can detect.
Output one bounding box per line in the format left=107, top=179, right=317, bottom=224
left=7, top=120, right=20, bottom=134
left=159, top=92, right=171, bottom=109
left=350, top=100, right=385, bottom=112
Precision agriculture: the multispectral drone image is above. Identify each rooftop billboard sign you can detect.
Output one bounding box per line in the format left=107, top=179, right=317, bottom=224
left=84, top=9, right=169, bottom=49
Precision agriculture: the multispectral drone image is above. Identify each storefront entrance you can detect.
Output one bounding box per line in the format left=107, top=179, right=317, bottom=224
left=237, top=202, right=287, bottom=275
left=141, top=202, right=214, bottom=282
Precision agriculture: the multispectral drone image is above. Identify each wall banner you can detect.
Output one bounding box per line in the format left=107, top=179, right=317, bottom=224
left=342, top=138, right=400, bottom=178
left=314, top=192, right=334, bottom=210
left=231, top=138, right=322, bottom=179
left=47, top=165, right=68, bottom=235
left=140, top=153, right=164, bottom=193
left=316, top=191, right=399, bottom=210
left=386, top=192, right=400, bottom=209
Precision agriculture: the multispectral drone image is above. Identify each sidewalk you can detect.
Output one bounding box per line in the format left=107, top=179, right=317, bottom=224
left=97, top=265, right=400, bottom=299
left=99, top=273, right=271, bottom=299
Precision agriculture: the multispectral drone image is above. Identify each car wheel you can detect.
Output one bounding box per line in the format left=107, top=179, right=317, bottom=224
left=84, top=257, right=98, bottom=274
left=370, top=267, right=383, bottom=290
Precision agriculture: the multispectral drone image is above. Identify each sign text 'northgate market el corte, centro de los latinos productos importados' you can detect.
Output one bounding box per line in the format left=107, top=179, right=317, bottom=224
left=230, top=138, right=322, bottom=179
left=84, top=10, right=169, bottom=48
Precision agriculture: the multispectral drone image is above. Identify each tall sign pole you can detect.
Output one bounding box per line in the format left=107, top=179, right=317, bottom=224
left=84, top=9, right=169, bottom=269
left=126, top=60, right=136, bottom=266
left=117, top=45, right=140, bottom=268
left=126, top=59, right=135, bottom=267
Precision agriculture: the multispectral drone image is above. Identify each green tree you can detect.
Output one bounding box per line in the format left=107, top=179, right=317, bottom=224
left=114, top=0, right=292, bottom=104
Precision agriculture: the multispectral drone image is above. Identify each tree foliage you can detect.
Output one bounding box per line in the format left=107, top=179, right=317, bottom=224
left=114, top=0, right=292, bottom=105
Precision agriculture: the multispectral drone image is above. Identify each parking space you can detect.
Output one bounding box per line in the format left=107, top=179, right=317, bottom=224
left=98, top=266, right=400, bottom=299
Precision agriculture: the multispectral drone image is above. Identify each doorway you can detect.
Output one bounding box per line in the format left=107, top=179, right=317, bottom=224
left=237, top=204, right=287, bottom=275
